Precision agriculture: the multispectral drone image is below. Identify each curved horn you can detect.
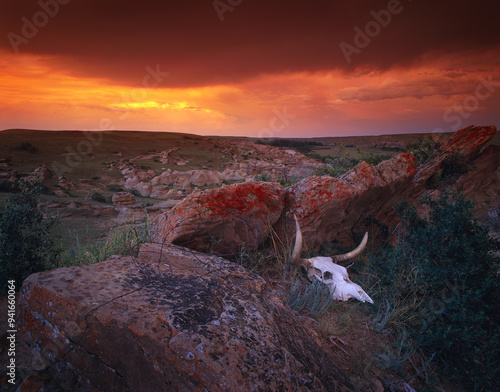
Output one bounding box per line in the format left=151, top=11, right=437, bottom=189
left=331, top=232, right=368, bottom=262
left=291, top=215, right=311, bottom=268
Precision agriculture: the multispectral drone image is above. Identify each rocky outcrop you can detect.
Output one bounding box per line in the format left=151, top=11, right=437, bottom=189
left=149, top=125, right=498, bottom=253
left=414, top=125, right=497, bottom=186
left=281, top=153, right=418, bottom=248
left=112, top=191, right=136, bottom=206
left=283, top=125, right=498, bottom=248
left=453, top=144, right=500, bottom=218
left=18, top=244, right=361, bottom=392
left=151, top=182, right=285, bottom=256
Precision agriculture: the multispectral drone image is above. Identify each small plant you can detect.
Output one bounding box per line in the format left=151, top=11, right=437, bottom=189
left=405, top=136, right=441, bottom=166
left=106, top=184, right=124, bottom=192
left=315, top=144, right=360, bottom=177
left=287, top=278, right=334, bottom=317
left=439, top=152, right=474, bottom=180
left=0, top=184, right=60, bottom=295
left=254, top=173, right=271, bottom=182
left=91, top=192, right=106, bottom=203
left=57, top=220, right=151, bottom=267
left=356, top=148, right=391, bottom=166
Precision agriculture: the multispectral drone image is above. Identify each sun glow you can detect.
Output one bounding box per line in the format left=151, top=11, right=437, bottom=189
left=1, top=49, right=499, bottom=136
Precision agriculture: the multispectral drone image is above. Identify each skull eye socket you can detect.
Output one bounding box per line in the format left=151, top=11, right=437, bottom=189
left=323, top=271, right=333, bottom=282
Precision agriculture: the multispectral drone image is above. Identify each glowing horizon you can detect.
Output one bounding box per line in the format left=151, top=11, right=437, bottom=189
left=1, top=1, right=499, bottom=138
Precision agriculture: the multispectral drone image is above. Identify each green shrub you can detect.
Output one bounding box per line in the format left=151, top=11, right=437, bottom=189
left=106, top=184, right=124, bottom=192
left=91, top=192, right=106, bottom=203
left=405, top=136, right=441, bottom=166
left=57, top=221, right=151, bottom=268
left=254, top=173, right=271, bottom=182
left=315, top=145, right=360, bottom=177
left=287, top=278, right=334, bottom=317
left=363, top=190, right=500, bottom=390
left=440, top=152, right=474, bottom=180
left=0, top=184, right=60, bottom=295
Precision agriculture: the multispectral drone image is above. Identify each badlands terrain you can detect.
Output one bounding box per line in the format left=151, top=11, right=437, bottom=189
left=0, top=129, right=451, bottom=253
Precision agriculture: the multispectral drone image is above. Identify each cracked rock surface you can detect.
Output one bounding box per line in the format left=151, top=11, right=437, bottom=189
left=18, top=244, right=361, bottom=392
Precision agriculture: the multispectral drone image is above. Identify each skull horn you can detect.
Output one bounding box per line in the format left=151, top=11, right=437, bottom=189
left=291, top=215, right=368, bottom=264
left=331, top=231, right=368, bottom=262
left=291, top=215, right=311, bottom=268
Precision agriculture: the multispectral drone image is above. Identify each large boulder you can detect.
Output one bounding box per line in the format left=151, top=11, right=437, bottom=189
left=151, top=182, right=285, bottom=256
left=18, top=244, right=362, bottom=392
left=280, top=153, right=418, bottom=249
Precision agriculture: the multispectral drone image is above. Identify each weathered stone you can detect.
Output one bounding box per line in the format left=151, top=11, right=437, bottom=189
left=414, top=125, right=497, bottom=186
left=92, top=205, right=117, bottom=217
left=111, top=191, right=135, bottom=206
left=53, top=189, right=70, bottom=198
left=18, top=244, right=361, bottom=392
left=57, top=176, right=76, bottom=191
left=281, top=152, right=418, bottom=249
left=132, top=181, right=152, bottom=197
left=454, top=145, right=500, bottom=218
left=114, top=205, right=146, bottom=224
left=150, top=185, right=174, bottom=199
left=151, top=181, right=285, bottom=256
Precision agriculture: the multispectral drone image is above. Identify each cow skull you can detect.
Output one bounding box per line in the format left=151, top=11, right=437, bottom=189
left=290, top=215, right=373, bottom=304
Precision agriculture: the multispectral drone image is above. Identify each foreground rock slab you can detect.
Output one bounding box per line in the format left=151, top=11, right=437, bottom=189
left=18, top=244, right=361, bottom=392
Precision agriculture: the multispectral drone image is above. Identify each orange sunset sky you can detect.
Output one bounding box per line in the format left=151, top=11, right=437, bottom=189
left=1, top=0, right=499, bottom=138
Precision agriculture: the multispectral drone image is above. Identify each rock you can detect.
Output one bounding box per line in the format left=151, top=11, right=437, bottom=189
left=132, top=181, right=152, bottom=197
left=150, top=185, right=174, bottom=199
left=18, top=244, right=361, bottom=392
left=189, top=170, right=222, bottom=187
left=124, top=176, right=140, bottom=189
left=45, top=203, right=62, bottom=209
left=114, top=205, right=146, bottom=224
left=57, top=176, right=76, bottom=191
left=111, top=191, right=136, bottom=206
left=92, top=205, right=117, bottom=217
left=53, top=189, right=70, bottom=198
left=282, top=153, right=417, bottom=249
left=151, top=181, right=285, bottom=256
left=488, top=204, right=500, bottom=229
left=453, top=145, right=500, bottom=218
left=414, top=125, right=497, bottom=186
left=25, top=162, right=52, bottom=183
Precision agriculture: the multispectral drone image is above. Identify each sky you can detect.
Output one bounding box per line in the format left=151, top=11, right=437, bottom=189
left=1, top=0, right=499, bottom=138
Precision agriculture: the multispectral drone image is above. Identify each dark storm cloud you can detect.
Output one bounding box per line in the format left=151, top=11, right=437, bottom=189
left=1, top=0, right=499, bottom=87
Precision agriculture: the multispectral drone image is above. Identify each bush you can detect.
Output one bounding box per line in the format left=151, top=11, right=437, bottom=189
left=440, top=152, right=473, bottom=180
left=91, top=192, right=106, bottom=203
left=106, top=184, right=124, bottom=192
left=287, top=278, right=334, bottom=317
left=315, top=145, right=360, bottom=177
left=57, top=221, right=151, bottom=268
left=254, top=173, right=271, bottom=182
left=405, top=136, right=441, bottom=166
left=0, top=184, right=60, bottom=295
left=364, top=190, right=500, bottom=390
